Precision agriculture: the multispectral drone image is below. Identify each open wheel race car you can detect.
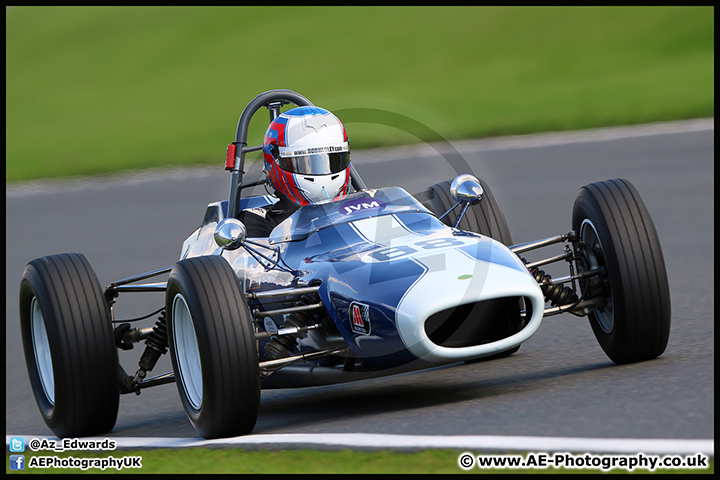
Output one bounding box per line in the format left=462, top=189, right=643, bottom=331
left=19, top=89, right=671, bottom=439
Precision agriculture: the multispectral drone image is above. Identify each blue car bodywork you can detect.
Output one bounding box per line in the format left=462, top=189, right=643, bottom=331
left=180, top=186, right=545, bottom=387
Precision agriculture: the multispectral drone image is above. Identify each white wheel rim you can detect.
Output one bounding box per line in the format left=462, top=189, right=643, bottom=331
left=30, top=297, right=54, bottom=404
left=172, top=294, right=203, bottom=410
left=580, top=219, right=614, bottom=333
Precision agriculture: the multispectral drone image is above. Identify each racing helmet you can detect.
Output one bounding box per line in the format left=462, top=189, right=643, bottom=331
left=263, top=106, right=351, bottom=205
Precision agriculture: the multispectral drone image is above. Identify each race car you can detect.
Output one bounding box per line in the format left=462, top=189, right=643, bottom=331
left=19, top=89, right=671, bottom=439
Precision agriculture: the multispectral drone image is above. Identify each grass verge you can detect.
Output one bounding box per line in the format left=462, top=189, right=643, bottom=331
left=6, top=6, right=713, bottom=182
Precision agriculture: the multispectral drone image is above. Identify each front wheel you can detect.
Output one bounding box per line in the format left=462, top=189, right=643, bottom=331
left=166, top=255, right=260, bottom=439
left=572, top=178, right=671, bottom=364
left=19, top=253, right=119, bottom=437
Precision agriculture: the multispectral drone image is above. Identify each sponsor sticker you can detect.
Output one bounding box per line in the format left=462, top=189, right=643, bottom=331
left=349, top=301, right=371, bottom=335
left=279, top=142, right=348, bottom=157
left=339, top=198, right=387, bottom=216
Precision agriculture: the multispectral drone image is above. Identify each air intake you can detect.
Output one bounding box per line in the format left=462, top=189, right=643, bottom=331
left=424, top=296, right=530, bottom=348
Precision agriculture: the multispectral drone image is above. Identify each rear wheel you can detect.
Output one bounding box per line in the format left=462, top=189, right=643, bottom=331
left=572, top=178, right=671, bottom=364
left=166, top=255, right=260, bottom=438
left=19, top=253, right=119, bottom=437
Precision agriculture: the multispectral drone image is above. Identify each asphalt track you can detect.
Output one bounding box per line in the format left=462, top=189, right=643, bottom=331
left=5, top=119, right=714, bottom=453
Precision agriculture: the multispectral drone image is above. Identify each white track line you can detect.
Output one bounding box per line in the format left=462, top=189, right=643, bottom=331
left=6, top=118, right=714, bottom=198
left=354, top=117, right=715, bottom=162
left=453, top=117, right=715, bottom=152
left=6, top=434, right=714, bottom=455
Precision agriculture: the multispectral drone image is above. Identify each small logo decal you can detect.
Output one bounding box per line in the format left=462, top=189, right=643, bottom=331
left=457, top=274, right=473, bottom=280
left=349, top=301, right=371, bottom=335
left=263, top=317, right=278, bottom=334
left=339, top=198, right=387, bottom=216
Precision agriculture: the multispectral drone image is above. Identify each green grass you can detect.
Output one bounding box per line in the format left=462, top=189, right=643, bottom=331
left=6, top=449, right=714, bottom=474
left=6, top=6, right=714, bottom=183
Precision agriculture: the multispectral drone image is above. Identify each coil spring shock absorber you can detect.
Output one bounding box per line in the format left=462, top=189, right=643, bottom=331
left=262, top=314, right=305, bottom=361
left=521, top=257, right=579, bottom=307
left=132, top=311, right=169, bottom=392
left=262, top=293, right=320, bottom=362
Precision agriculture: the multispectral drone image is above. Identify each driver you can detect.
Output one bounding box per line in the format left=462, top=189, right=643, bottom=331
left=239, top=106, right=352, bottom=237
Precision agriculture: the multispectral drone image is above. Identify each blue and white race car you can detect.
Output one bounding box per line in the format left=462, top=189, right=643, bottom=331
left=19, top=90, right=671, bottom=439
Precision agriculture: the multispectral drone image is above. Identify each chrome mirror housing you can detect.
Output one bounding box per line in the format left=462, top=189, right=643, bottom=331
left=450, top=174, right=484, bottom=205
left=213, top=218, right=247, bottom=250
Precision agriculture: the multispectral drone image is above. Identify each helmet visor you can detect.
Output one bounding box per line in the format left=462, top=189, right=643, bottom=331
left=276, top=151, right=350, bottom=175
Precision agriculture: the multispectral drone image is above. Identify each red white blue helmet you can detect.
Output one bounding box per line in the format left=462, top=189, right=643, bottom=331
left=263, top=106, right=350, bottom=205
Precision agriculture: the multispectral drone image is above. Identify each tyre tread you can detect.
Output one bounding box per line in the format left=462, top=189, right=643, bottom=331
left=167, top=255, right=259, bottom=438
left=573, top=179, right=670, bottom=364
left=21, top=253, right=118, bottom=437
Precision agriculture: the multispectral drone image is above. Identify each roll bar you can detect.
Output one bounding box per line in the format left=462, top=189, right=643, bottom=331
left=227, top=89, right=367, bottom=219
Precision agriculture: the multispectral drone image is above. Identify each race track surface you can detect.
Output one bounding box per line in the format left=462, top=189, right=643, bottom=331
left=5, top=120, right=714, bottom=446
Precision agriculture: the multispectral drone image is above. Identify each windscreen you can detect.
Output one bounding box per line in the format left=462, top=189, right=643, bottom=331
left=269, top=187, right=433, bottom=243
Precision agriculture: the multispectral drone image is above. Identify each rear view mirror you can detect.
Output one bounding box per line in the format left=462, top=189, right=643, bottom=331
left=450, top=174, right=484, bottom=205
left=214, top=218, right=247, bottom=250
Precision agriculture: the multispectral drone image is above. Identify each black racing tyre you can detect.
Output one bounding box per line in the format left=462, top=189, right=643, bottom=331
left=422, top=178, right=518, bottom=360
left=19, top=253, right=119, bottom=437
left=166, top=255, right=260, bottom=439
left=421, top=178, right=513, bottom=245
left=572, top=178, right=671, bottom=364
